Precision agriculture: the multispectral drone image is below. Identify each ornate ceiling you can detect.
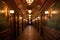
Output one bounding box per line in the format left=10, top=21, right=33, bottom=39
left=13, top=0, right=45, bottom=19
left=1, top=0, right=57, bottom=20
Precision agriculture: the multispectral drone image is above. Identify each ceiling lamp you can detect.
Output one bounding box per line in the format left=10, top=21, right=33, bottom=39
left=19, top=17, right=22, bottom=20
left=10, top=10, right=14, bottom=13
left=28, top=15, right=31, bottom=20
left=28, top=10, right=32, bottom=14
left=37, top=17, right=40, bottom=19
left=29, top=15, right=31, bottom=17
left=26, top=0, right=34, bottom=5
left=45, top=11, right=49, bottom=14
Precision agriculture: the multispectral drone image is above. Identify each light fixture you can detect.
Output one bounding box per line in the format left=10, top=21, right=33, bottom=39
left=0, top=10, right=4, bottom=13
left=24, top=19, right=26, bottom=21
left=28, top=15, right=31, bottom=20
left=52, top=11, right=58, bottom=14
left=37, top=17, right=40, bottom=20
left=28, top=10, right=32, bottom=14
left=37, top=17, right=40, bottom=19
left=29, top=17, right=31, bottom=20
left=45, top=11, right=49, bottom=14
left=32, top=19, right=35, bottom=22
left=45, top=16, right=47, bottom=19
left=10, top=10, right=14, bottom=13
left=29, top=15, right=31, bottom=17
left=19, top=17, right=22, bottom=20
left=36, top=18, right=38, bottom=20
left=26, top=0, right=34, bottom=5
left=45, top=16, right=49, bottom=21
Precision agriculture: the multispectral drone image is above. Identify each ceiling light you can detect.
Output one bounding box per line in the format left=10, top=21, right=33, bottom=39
left=37, top=17, right=40, bottom=20
left=29, top=15, right=31, bottom=17
left=28, top=10, right=32, bottom=14
left=45, top=16, right=48, bottom=19
left=52, top=11, right=57, bottom=14
left=37, top=17, right=40, bottom=19
left=10, top=10, right=14, bottom=13
left=29, top=17, right=31, bottom=20
left=45, top=11, right=49, bottom=14
left=36, top=18, right=38, bottom=20
left=24, top=19, right=27, bottom=21
left=19, top=17, right=22, bottom=20
left=26, top=0, right=34, bottom=5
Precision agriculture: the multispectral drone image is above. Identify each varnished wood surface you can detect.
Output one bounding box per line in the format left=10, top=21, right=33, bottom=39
left=17, top=25, right=42, bottom=40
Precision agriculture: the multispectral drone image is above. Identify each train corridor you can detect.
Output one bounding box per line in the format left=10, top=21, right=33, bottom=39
left=0, top=0, right=60, bottom=40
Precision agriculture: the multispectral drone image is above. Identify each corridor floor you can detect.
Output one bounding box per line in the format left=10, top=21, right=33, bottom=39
left=17, top=25, right=42, bottom=40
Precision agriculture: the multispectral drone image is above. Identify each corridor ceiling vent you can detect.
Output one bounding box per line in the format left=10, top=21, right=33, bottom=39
left=26, top=0, right=34, bottom=5
left=28, top=10, right=32, bottom=14
left=45, top=11, right=49, bottom=14
left=10, top=10, right=14, bottom=13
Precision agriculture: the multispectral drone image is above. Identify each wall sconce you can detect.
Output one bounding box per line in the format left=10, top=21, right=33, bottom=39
left=19, top=17, right=22, bottom=20
left=0, top=10, right=5, bottom=13
left=37, top=17, right=40, bottom=20
left=45, top=11, right=50, bottom=20
left=45, top=11, right=49, bottom=14
left=51, top=11, right=58, bottom=14
left=10, top=10, right=14, bottom=13
left=28, top=14, right=31, bottom=20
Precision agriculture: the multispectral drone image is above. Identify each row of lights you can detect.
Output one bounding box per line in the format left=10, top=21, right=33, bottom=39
left=19, top=17, right=28, bottom=22
left=26, top=0, right=34, bottom=24
left=32, top=16, right=40, bottom=22
left=45, top=11, right=58, bottom=14
left=28, top=10, right=32, bottom=20
left=0, top=10, right=28, bottom=22
left=0, top=10, right=14, bottom=13
left=32, top=10, right=58, bottom=21
left=45, top=10, right=58, bottom=20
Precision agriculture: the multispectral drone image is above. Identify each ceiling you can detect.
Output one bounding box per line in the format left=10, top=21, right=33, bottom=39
left=13, top=0, right=45, bottom=19
left=1, top=0, right=57, bottom=20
